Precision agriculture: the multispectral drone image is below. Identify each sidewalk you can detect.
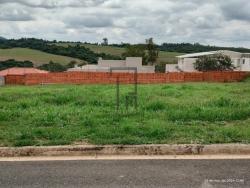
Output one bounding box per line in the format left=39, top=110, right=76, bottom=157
left=0, top=144, right=250, bottom=157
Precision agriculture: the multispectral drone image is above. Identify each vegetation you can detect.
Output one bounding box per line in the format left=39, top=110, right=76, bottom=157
left=122, top=45, right=148, bottom=65
left=194, top=53, right=235, bottom=71
left=122, top=38, right=159, bottom=65
left=1, top=80, right=250, bottom=146
left=38, top=61, right=67, bottom=72
left=0, top=48, right=84, bottom=66
left=0, top=38, right=121, bottom=64
left=2, top=38, right=249, bottom=73
left=0, top=36, right=6, bottom=41
left=146, top=38, right=159, bottom=65
left=159, top=43, right=250, bottom=53
left=0, top=59, right=34, bottom=71
left=102, top=38, right=108, bottom=46
left=55, top=42, right=183, bottom=66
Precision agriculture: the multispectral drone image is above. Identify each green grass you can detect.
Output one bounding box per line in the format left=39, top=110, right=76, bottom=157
left=56, top=43, right=183, bottom=64
left=1, top=80, right=250, bottom=147
left=0, top=48, right=85, bottom=66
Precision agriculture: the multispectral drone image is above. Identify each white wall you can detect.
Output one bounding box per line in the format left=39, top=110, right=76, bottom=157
left=165, top=64, right=179, bottom=72
left=178, top=58, right=197, bottom=72
left=98, top=59, right=126, bottom=67
left=139, top=66, right=155, bottom=73
left=68, top=57, right=155, bottom=73
left=221, top=50, right=242, bottom=59
left=240, top=58, right=250, bottom=71
left=126, top=57, right=142, bottom=67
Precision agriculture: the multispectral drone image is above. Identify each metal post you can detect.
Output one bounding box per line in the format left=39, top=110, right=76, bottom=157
left=110, top=67, right=138, bottom=111
left=116, top=76, right=120, bottom=111
left=134, top=69, right=138, bottom=110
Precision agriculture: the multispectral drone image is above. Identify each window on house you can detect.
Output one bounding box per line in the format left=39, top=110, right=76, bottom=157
left=243, top=59, right=246, bottom=64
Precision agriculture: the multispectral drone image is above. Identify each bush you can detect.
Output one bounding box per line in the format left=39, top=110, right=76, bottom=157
left=0, top=59, right=34, bottom=71
left=155, top=62, right=166, bottom=73
left=194, top=53, right=235, bottom=71
left=38, top=61, right=67, bottom=72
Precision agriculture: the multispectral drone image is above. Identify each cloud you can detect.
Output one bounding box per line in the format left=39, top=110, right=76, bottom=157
left=65, top=15, right=114, bottom=28
left=0, top=0, right=250, bottom=47
left=218, top=0, right=250, bottom=21
left=0, top=0, right=106, bottom=8
left=0, top=4, right=33, bottom=21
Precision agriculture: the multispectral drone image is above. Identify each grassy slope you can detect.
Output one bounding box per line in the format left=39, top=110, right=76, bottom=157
left=81, top=44, right=184, bottom=64
left=0, top=48, right=85, bottom=66
left=0, top=80, right=250, bottom=146
left=56, top=43, right=183, bottom=64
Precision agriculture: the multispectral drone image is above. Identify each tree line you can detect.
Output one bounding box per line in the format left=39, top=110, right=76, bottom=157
left=110, top=42, right=250, bottom=53
left=0, top=38, right=121, bottom=64
left=0, top=59, right=77, bottom=72
left=158, top=43, right=250, bottom=53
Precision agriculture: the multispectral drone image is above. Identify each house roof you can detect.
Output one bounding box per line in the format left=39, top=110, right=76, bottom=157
left=0, top=67, right=48, bottom=76
left=177, top=50, right=242, bottom=58
left=177, top=51, right=218, bottom=58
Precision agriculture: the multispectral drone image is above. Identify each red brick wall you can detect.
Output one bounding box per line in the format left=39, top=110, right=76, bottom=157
left=5, top=72, right=249, bottom=85
left=5, top=75, right=25, bottom=85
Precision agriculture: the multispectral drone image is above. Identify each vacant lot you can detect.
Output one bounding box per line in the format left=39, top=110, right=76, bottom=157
left=0, top=48, right=85, bottom=66
left=0, top=80, right=250, bottom=147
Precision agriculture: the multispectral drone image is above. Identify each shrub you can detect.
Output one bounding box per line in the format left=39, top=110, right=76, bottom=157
left=38, top=61, right=67, bottom=72
left=0, top=59, right=33, bottom=71
left=194, top=53, right=235, bottom=71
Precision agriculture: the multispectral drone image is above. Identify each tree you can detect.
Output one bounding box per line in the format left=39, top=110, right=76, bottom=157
left=67, top=60, right=78, bottom=68
left=155, top=61, right=166, bottom=73
left=38, top=61, right=67, bottom=72
left=194, top=53, right=235, bottom=71
left=0, top=59, right=33, bottom=71
left=122, top=44, right=147, bottom=65
left=102, top=38, right=108, bottom=46
left=146, top=38, right=159, bottom=65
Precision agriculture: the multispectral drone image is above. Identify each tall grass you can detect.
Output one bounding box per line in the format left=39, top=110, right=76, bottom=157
left=0, top=81, right=250, bottom=146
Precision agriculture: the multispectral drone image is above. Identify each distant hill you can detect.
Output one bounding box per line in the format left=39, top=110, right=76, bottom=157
left=0, top=36, right=7, bottom=41
left=0, top=38, right=121, bottom=64
left=0, top=48, right=85, bottom=67
left=158, top=43, right=250, bottom=54
left=55, top=42, right=183, bottom=64
left=1, top=38, right=250, bottom=68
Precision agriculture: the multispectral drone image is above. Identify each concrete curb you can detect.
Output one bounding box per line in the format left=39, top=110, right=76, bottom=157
left=0, top=144, right=250, bottom=157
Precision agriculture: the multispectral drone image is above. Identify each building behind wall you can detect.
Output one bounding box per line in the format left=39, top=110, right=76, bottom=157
left=68, top=57, right=155, bottom=73
left=166, top=50, right=250, bottom=72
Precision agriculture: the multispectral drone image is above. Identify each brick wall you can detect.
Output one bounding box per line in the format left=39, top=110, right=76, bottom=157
left=5, top=71, right=249, bottom=85
left=5, top=75, right=25, bottom=85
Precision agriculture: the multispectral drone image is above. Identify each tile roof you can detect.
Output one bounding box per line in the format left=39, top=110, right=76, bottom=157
left=0, top=67, right=48, bottom=76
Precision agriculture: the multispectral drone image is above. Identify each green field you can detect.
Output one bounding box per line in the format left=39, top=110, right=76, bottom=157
left=81, top=44, right=184, bottom=64
left=0, top=80, right=250, bottom=147
left=56, top=43, right=183, bottom=64
left=0, top=48, right=85, bottom=66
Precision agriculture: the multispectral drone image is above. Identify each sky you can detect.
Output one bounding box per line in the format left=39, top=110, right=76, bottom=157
left=0, top=0, right=250, bottom=47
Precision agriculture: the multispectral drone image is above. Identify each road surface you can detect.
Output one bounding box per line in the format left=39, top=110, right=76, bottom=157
left=0, top=159, right=249, bottom=188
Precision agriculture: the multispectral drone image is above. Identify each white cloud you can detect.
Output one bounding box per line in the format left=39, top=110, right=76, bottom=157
left=0, top=0, right=250, bottom=47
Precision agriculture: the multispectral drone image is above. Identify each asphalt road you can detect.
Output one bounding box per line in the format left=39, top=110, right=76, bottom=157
left=0, top=159, right=249, bottom=188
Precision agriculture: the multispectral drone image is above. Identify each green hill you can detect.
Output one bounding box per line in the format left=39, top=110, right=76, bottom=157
left=56, top=43, right=183, bottom=64
left=82, top=44, right=184, bottom=64
left=0, top=48, right=85, bottom=67
left=0, top=36, right=7, bottom=41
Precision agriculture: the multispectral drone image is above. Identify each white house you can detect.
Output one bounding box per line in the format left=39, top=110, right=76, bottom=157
left=68, top=57, right=155, bottom=73
left=166, top=50, right=250, bottom=72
